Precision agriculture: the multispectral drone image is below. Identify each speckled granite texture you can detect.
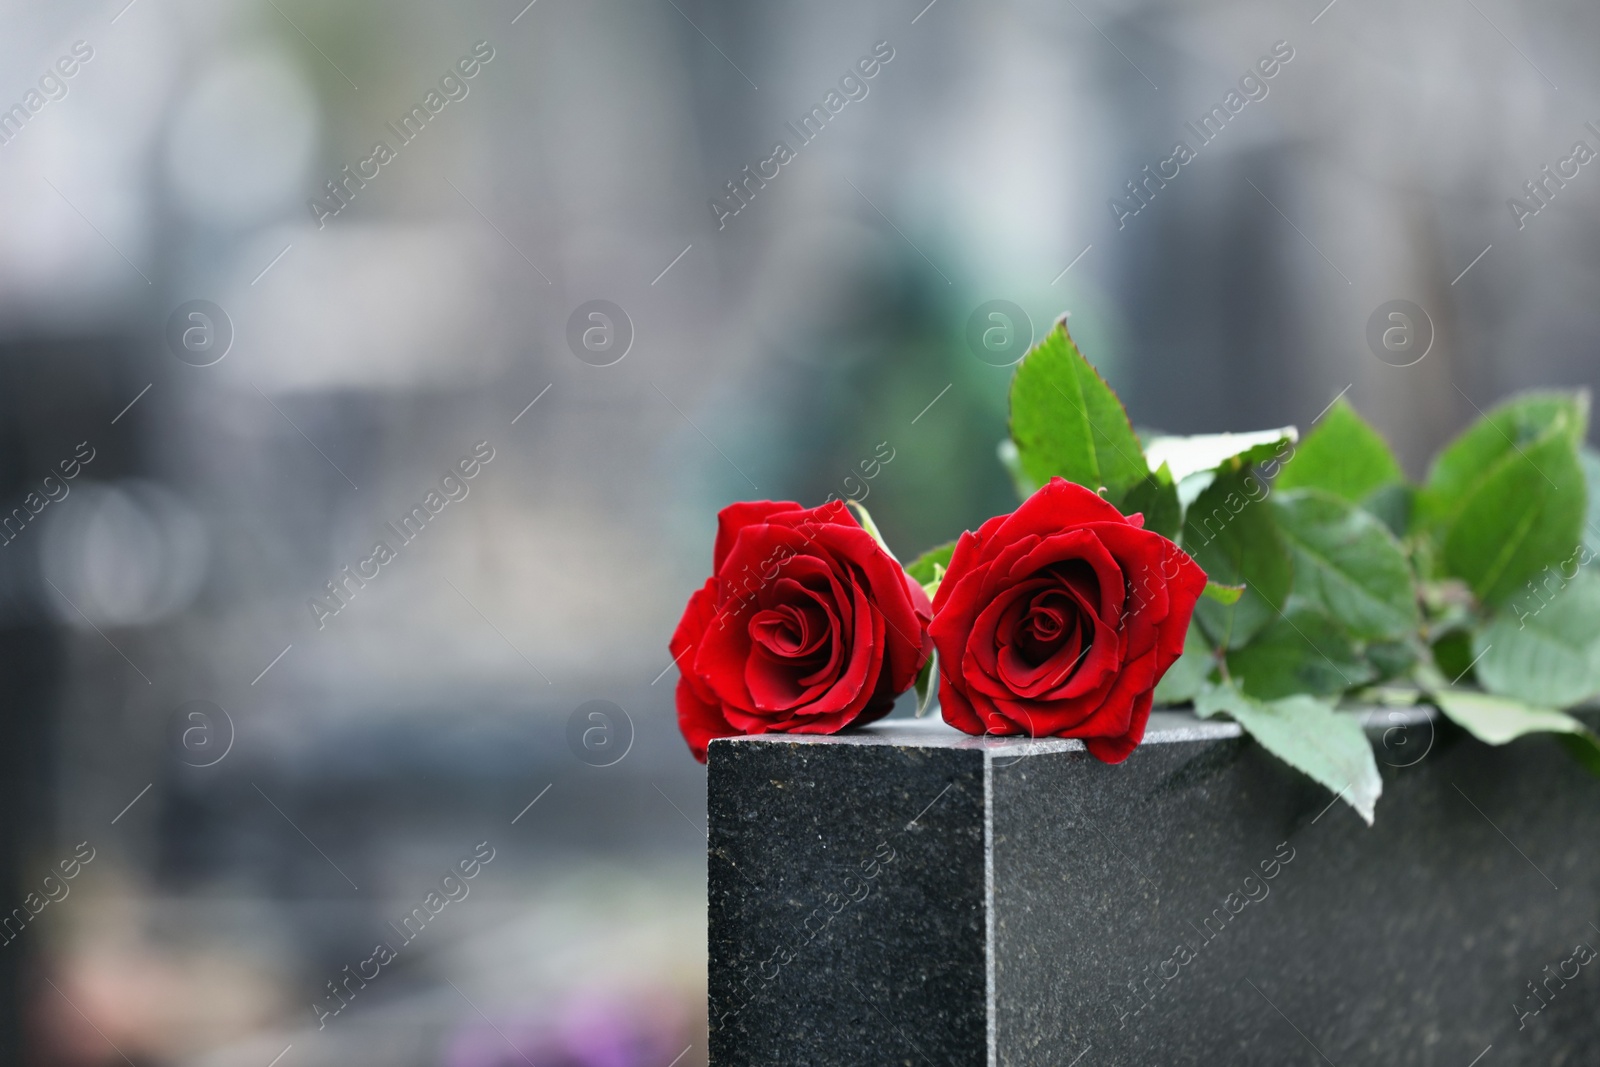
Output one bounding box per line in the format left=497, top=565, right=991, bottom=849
left=708, top=711, right=1600, bottom=1066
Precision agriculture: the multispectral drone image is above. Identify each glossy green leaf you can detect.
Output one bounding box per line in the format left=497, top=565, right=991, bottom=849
left=1474, top=569, right=1600, bottom=708
left=1225, top=607, right=1375, bottom=700
left=1274, top=398, right=1404, bottom=502
left=1559, top=733, right=1600, bottom=778
left=1119, top=461, right=1181, bottom=540
left=1420, top=392, right=1588, bottom=525
left=1430, top=630, right=1477, bottom=685
left=905, top=541, right=956, bottom=594
left=1152, top=620, right=1214, bottom=705
left=1436, top=421, right=1586, bottom=606
left=1195, top=682, right=1382, bottom=825
left=1363, top=483, right=1414, bottom=541
left=1416, top=392, right=1589, bottom=605
left=1009, top=319, right=1149, bottom=503
left=1272, top=489, right=1420, bottom=640
left=1177, top=471, right=1217, bottom=511
left=1583, top=446, right=1600, bottom=566
left=1364, top=639, right=1420, bottom=683
left=1429, top=688, right=1589, bottom=745
left=996, top=439, right=1040, bottom=502
left=1184, top=467, right=1292, bottom=648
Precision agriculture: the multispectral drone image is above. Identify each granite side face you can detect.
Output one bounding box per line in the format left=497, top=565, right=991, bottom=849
left=709, top=712, right=1600, bottom=1066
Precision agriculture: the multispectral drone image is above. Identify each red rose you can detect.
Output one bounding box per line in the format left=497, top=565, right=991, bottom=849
left=671, top=499, right=933, bottom=761
left=931, top=478, right=1207, bottom=763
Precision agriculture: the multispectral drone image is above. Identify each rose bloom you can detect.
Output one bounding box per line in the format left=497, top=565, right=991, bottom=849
left=671, top=500, right=932, bottom=761
left=931, top=478, right=1207, bottom=762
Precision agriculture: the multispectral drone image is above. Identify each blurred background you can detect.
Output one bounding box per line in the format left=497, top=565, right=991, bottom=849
left=0, top=0, right=1597, bottom=1062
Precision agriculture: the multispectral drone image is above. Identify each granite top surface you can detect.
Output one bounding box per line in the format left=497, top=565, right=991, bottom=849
left=712, top=705, right=1447, bottom=754
left=714, top=709, right=1240, bottom=753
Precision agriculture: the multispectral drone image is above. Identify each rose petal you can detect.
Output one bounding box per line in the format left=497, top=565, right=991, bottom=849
left=1085, top=691, right=1154, bottom=764
left=935, top=479, right=1207, bottom=762
left=675, top=496, right=936, bottom=756
left=670, top=581, right=737, bottom=761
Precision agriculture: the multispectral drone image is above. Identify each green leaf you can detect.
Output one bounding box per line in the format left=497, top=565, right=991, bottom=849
left=1430, top=630, right=1476, bottom=684
left=1559, top=732, right=1600, bottom=778
left=1363, top=483, right=1414, bottom=541
left=1272, top=489, right=1420, bottom=640
left=1177, top=471, right=1217, bottom=511
left=1119, top=462, right=1182, bottom=540
left=996, top=439, right=1041, bottom=502
left=1144, top=427, right=1298, bottom=484
left=1437, top=421, right=1586, bottom=606
left=1152, top=620, right=1214, bottom=705
left=1364, top=639, right=1420, bottom=683
left=1009, top=319, right=1149, bottom=503
left=905, top=541, right=956, bottom=598
left=1202, top=581, right=1245, bottom=605
left=1184, top=467, right=1293, bottom=648
left=1420, top=392, right=1588, bottom=524
left=1225, top=610, right=1376, bottom=700
left=847, top=500, right=897, bottom=561
left=913, top=648, right=939, bottom=717
left=1195, top=682, right=1382, bottom=825
left=1474, top=569, right=1600, bottom=708
left=1225, top=607, right=1375, bottom=700
left=1417, top=391, right=1589, bottom=605
left=1275, top=398, right=1404, bottom=502
left=1429, top=688, right=1589, bottom=745
left=1583, top=445, right=1600, bottom=566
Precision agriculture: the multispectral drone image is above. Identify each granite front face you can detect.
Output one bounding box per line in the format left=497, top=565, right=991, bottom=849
left=708, top=729, right=988, bottom=1063
left=707, top=712, right=1600, bottom=1066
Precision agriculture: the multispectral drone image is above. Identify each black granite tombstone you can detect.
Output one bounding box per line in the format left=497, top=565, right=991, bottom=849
left=707, top=711, right=1600, bottom=1066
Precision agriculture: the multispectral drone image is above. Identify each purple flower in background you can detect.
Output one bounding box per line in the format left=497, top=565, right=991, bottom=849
left=445, top=988, right=691, bottom=1067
